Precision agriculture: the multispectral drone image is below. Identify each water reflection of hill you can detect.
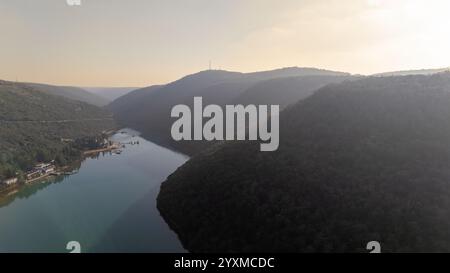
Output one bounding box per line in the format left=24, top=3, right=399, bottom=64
left=91, top=186, right=186, bottom=253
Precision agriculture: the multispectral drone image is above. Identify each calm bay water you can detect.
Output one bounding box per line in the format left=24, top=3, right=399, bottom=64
left=0, top=129, right=188, bottom=253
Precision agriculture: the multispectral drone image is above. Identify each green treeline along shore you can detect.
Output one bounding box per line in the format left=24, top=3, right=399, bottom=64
left=0, top=80, right=116, bottom=187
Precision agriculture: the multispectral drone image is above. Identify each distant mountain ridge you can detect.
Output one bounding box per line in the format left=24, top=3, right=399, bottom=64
left=373, top=67, right=450, bottom=77
left=83, top=87, right=139, bottom=102
left=24, top=82, right=109, bottom=107
left=109, top=67, right=353, bottom=155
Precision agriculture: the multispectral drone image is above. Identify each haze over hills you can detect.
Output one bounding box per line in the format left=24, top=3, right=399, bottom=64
left=231, top=75, right=357, bottom=109
left=157, top=73, right=450, bottom=252
left=107, top=85, right=164, bottom=116
left=24, top=83, right=109, bottom=107
left=83, top=87, right=139, bottom=102
left=0, top=80, right=115, bottom=180
left=109, top=67, right=353, bottom=155
left=373, top=67, right=450, bottom=77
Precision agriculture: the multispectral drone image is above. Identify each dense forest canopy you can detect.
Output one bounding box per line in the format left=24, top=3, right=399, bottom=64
left=158, top=73, right=450, bottom=252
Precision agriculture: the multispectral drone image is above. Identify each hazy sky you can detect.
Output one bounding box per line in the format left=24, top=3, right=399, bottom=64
left=1, top=0, right=450, bottom=87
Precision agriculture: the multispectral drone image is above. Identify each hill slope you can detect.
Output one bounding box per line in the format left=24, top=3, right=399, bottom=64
left=232, top=75, right=355, bottom=109
left=0, top=80, right=115, bottom=180
left=109, top=67, right=351, bottom=155
left=25, top=83, right=109, bottom=106
left=158, top=73, right=450, bottom=252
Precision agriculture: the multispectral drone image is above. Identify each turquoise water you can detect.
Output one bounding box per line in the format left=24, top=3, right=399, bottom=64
left=0, top=129, right=188, bottom=253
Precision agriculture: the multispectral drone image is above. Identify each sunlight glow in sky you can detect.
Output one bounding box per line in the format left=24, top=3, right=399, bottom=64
left=1, top=0, right=450, bottom=86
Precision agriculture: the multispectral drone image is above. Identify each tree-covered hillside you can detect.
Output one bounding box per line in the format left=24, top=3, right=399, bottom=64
left=158, top=73, right=450, bottom=252
left=0, top=80, right=115, bottom=180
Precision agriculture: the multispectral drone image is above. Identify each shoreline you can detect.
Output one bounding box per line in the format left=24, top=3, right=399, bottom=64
left=0, top=165, right=76, bottom=198
left=83, top=143, right=121, bottom=155
left=0, top=130, right=121, bottom=198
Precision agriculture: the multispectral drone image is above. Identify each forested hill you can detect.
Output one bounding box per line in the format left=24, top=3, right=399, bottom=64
left=25, top=82, right=109, bottom=107
left=0, top=80, right=115, bottom=180
left=158, top=73, right=450, bottom=252
left=109, top=67, right=352, bottom=155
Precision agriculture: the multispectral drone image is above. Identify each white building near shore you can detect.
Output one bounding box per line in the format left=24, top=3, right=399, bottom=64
left=2, top=177, right=18, bottom=186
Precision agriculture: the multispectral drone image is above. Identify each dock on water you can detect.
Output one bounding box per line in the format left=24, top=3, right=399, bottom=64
left=83, top=143, right=121, bottom=155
